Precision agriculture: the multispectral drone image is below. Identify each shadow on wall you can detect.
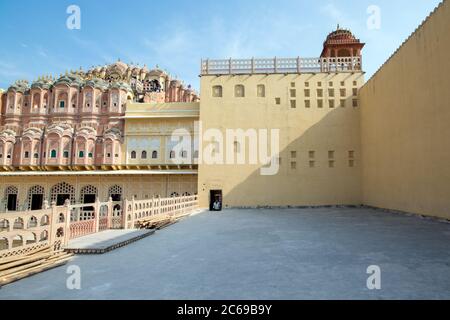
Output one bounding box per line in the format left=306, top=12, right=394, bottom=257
left=206, top=95, right=362, bottom=208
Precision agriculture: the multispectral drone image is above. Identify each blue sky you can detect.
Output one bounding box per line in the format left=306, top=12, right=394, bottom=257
left=0, top=0, right=443, bottom=90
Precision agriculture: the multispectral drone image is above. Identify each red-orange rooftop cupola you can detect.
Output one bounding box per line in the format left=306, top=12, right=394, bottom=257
left=320, top=25, right=365, bottom=58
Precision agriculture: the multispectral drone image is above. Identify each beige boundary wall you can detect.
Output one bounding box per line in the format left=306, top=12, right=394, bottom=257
left=359, top=0, right=450, bottom=219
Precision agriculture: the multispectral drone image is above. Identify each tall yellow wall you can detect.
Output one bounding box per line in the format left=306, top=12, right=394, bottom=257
left=360, top=0, right=450, bottom=219
left=199, top=73, right=364, bottom=208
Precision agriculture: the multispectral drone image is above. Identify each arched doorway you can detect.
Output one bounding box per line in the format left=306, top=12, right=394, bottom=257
left=108, top=185, right=122, bottom=202
left=27, top=185, right=45, bottom=210
left=108, top=185, right=123, bottom=229
left=5, top=186, right=18, bottom=211
left=50, top=182, right=75, bottom=206
left=80, top=185, right=97, bottom=205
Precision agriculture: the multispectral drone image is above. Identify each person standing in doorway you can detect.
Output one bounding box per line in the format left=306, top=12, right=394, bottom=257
left=212, top=198, right=222, bottom=211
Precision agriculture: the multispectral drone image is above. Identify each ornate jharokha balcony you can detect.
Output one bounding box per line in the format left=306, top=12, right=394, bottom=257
left=200, top=56, right=363, bottom=75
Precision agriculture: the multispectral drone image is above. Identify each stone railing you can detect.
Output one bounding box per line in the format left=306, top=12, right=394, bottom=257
left=123, top=195, right=199, bottom=229
left=0, top=203, right=70, bottom=260
left=68, top=199, right=114, bottom=239
left=1, top=195, right=198, bottom=261
left=201, top=56, right=362, bottom=75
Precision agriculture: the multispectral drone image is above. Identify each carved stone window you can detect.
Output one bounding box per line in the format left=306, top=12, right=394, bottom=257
left=80, top=185, right=98, bottom=203
left=50, top=182, right=75, bottom=205
left=26, top=185, right=45, bottom=210
left=108, top=185, right=122, bottom=202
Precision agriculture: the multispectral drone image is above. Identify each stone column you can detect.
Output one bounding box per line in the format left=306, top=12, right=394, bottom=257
left=94, top=198, right=100, bottom=233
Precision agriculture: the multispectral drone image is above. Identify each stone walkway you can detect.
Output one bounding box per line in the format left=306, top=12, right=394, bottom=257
left=65, top=229, right=155, bottom=254
left=1, top=207, right=450, bottom=299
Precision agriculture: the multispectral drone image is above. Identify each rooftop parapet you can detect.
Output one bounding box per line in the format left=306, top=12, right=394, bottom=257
left=200, top=56, right=363, bottom=76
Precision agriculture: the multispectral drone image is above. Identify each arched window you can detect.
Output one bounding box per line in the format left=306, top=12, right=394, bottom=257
left=50, top=182, right=75, bottom=205
left=33, top=93, right=40, bottom=108
left=212, top=85, right=223, bottom=97
left=71, top=93, right=77, bottom=108
left=85, top=91, right=93, bottom=107
left=27, top=185, right=45, bottom=210
left=108, top=185, right=122, bottom=201
left=33, top=153, right=39, bottom=159
left=152, top=151, right=158, bottom=159
left=235, top=85, right=245, bottom=97
left=24, top=151, right=29, bottom=158
left=5, top=186, right=18, bottom=211
left=169, top=151, right=175, bottom=159
left=181, top=150, right=187, bottom=158
left=141, top=151, right=147, bottom=159
left=63, top=151, right=69, bottom=158
left=80, top=185, right=98, bottom=204
left=43, top=93, right=48, bottom=108
left=257, top=84, right=266, bottom=97
left=50, top=150, right=57, bottom=158
left=130, top=151, right=137, bottom=159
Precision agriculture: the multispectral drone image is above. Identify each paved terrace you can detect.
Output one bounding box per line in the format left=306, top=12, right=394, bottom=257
left=1, top=207, right=450, bottom=300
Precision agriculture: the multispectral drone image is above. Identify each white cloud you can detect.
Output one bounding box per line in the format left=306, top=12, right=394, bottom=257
left=37, top=46, right=48, bottom=58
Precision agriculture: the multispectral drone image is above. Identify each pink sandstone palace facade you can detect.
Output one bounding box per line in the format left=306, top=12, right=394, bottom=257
left=0, top=61, right=199, bottom=212
left=0, top=61, right=198, bottom=170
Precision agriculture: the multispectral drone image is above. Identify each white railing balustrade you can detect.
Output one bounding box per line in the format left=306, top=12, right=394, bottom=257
left=124, top=195, right=199, bottom=229
left=201, top=56, right=362, bottom=75
left=1, top=195, right=199, bottom=261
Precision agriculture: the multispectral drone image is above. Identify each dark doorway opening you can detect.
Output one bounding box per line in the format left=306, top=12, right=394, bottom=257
left=83, top=194, right=96, bottom=204
left=7, top=194, right=17, bottom=211
left=111, top=194, right=121, bottom=202
left=56, top=194, right=70, bottom=206
left=31, top=194, right=44, bottom=210
left=83, top=194, right=96, bottom=211
left=209, top=190, right=223, bottom=211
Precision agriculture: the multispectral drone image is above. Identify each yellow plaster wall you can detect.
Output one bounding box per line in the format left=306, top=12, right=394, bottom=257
left=359, top=0, right=450, bottom=219
left=198, top=73, right=364, bottom=208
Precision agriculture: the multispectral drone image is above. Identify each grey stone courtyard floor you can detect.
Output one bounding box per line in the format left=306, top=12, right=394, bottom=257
left=1, top=207, right=450, bottom=300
